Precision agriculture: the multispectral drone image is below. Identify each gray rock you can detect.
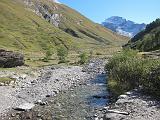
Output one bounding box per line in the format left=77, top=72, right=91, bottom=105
left=14, top=103, right=35, bottom=111
left=11, top=113, right=16, bottom=117
left=125, top=91, right=132, bottom=95
left=0, top=49, right=24, bottom=68
left=118, top=95, right=128, bottom=99
left=104, top=113, right=125, bottom=120
left=0, top=82, right=5, bottom=86
left=36, top=100, right=43, bottom=104
left=37, top=113, right=42, bottom=117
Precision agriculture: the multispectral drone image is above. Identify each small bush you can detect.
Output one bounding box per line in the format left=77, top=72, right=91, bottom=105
left=57, top=46, right=68, bottom=63
left=96, top=52, right=103, bottom=55
left=78, top=52, right=88, bottom=65
left=43, top=46, right=53, bottom=62
left=89, top=50, right=93, bottom=58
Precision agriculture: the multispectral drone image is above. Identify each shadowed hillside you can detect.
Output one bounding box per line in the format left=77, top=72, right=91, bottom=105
left=124, top=19, right=160, bottom=51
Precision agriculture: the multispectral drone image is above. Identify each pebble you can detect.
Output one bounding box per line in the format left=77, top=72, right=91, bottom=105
left=118, top=95, right=128, bottom=99
left=36, top=100, right=42, bottom=104
left=37, top=113, right=42, bottom=117
left=11, top=113, right=15, bottom=117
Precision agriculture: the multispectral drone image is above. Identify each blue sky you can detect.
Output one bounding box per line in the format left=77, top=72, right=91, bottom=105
left=59, top=0, right=160, bottom=24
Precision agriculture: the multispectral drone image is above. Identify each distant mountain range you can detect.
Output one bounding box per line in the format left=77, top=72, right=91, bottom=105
left=102, top=16, right=146, bottom=37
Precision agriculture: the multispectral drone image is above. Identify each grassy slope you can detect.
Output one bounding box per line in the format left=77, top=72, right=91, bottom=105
left=22, top=0, right=128, bottom=51
left=41, top=1, right=128, bottom=48
left=63, top=5, right=129, bottom=51
left=0, top=0, right=74, bottom=53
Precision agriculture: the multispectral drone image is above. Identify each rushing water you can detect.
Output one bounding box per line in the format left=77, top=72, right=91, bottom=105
left=41, top=73, right=108, bottom=120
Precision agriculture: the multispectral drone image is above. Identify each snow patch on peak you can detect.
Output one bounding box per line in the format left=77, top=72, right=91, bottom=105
left=102, top=16, right=146, bottom=37
left=116, top=28, right=133, bottom=37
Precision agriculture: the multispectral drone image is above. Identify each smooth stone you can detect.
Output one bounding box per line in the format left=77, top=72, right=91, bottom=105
left=0, top=82, right=5, bottom=86
left=36, top=100, right=42, bottom=104
left=14, top=103, right=35, bottom=111
left=126, top=91, right=132, bottom=95
left=37, top=113, right=42, bottom=117
left=118, top=95, right=128, bottom=99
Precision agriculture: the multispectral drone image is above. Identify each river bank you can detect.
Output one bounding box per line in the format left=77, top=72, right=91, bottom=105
left=96, top=89, right=160, bottom=120
left=95, top=50, right=160, bottom=120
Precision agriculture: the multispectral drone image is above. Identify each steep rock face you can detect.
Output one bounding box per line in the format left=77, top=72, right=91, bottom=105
left=23, top=0, right=61, bottom=27
left=0, top=50, right=24, bottom=68
left=102, top=16, right=146, bottom=37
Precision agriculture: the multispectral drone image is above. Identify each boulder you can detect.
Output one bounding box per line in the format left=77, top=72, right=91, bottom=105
left=14, top=103, right=35, bottom=111
left=0, top=49, right=24, bottom=68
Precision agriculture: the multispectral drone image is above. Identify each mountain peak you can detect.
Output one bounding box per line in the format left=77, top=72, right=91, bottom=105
left=105, top=16, right=127, bottom=26
left=102, top=16, right=146, bottom=37
left=107, top=16, right=125, bottom=21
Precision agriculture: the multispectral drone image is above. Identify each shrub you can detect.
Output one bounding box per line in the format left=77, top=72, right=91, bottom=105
left=89, top=50, right=93, bottom=58
left=106, top=49, right=160, bottom=98
left=57, top=46, right=68, bottom=63
left=78, top=52, right=88, bottom=64
left=142, top=65, right=160, bottom=97
left=106, top=49, right=138, bottom=71
left=96, top=52, right=103, bottom=55
left=43, top=47, right=53, bottom=62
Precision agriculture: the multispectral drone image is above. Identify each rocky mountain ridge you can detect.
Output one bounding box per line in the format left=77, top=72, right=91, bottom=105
left=102, top=16, right=146, bottom=37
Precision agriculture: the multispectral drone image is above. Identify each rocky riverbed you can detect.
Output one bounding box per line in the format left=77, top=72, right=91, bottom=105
left=0, top=58, right=109, bottom=120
